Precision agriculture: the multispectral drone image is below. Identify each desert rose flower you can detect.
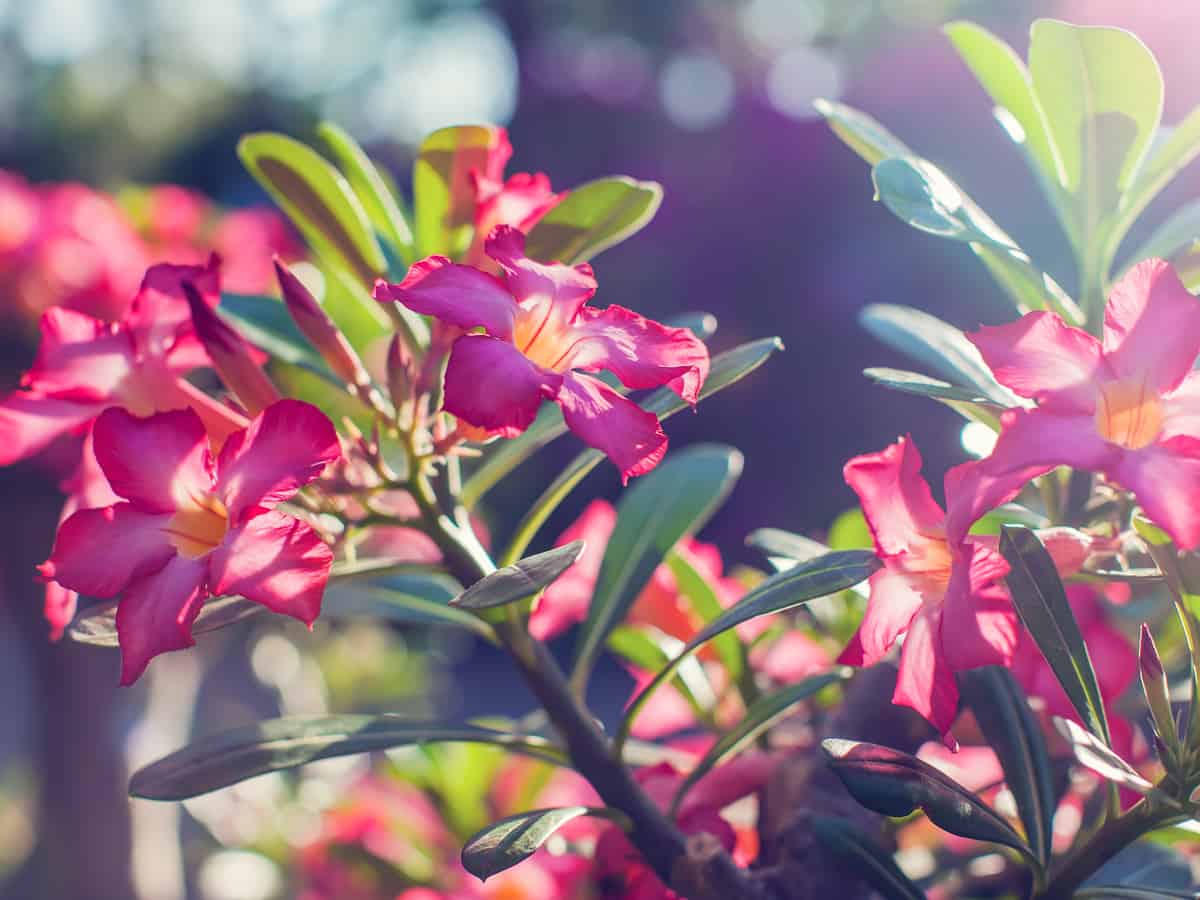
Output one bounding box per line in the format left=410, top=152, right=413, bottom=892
left=40, top=400, right=340, bottom=683
left=0, top=257, right=247, bottom=465
left=376, top=226, right=708, bottom=481
left=946, top=259, right=1200, bottom=547
left=840, top=437, right=1088, bottom=742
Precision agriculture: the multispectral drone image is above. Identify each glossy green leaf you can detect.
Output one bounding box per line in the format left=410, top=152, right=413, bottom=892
left=665, top=550, right=745, bottom=682
left=1000, top=525, right=1111, bottom=743
left=462, top=807, right=629, bottom=882
left=863, top=367, right=997, bottom=405
left=130, top=718, right=567, bottom=800
left=972, top=244, right=1084, bottom=324
left=814, top=98, right=912, bottom=165
left=238, top=132, right=387, bottom=284
left=524, top=176, right=662, bottom=265
left=822, top=739, right=1033, bottom=861
left=1053, top=717, right=1155, bottom=795
left=571, top=445, right=743, bottom=688
left=959, top=667, right=1056, bottom=869
left=317, top=121, right=415, bottom=262
left=482, top=337, right=783, bottom=559
left=669, top=671, right=850, bottom=815
left=451, top=541, right=586, bottom=611
left=616, top=550, right=879, bottom=750
left=745, top=528, right=829, bottom=564
left=859, top=304, right=1019, bottom=406
left=811, top=817, right=926, bottom=900
left=944, top=20, right=1064, bottom=192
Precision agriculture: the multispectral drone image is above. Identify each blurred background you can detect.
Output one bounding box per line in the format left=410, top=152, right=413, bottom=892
left=0, top=0, right=1197, bottom=897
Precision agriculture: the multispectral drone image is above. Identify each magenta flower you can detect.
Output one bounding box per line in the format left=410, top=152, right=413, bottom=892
left=946, top=259, right=1200, bottom=547
left=375, top=226, right=709, bottom=481
left=0, top=257, right=247, bottom=465
left=41, top=399, right=340, bottom=683
left=839, top=437, right=1088, bottom=742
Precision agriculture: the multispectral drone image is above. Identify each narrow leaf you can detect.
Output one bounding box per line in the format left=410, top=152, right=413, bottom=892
left=524, top=176, right=662, bottom=265
left=863, top=367, right=998, bottom=405
left=814, top=98, right=912, bottom=165
left=130, top=718, right=567, bottom=800
left=1000, top=525, right=1112, bottom=743
left=1054, top=718, right=1155, bottom=795
left=571, top=445, right=743, bottom=687
left=811, top=817, right=926, bottom=900
left=959, top=667, right=1056, bottom=868
left=665, top=550, right=745, bottom=682
left=452, top=541, right=586, bottom=610
left=823, top=739, right=1033, bottom=861
left=462, top=807, right=629, bottom=882
left=745, top=528, right=829, bottom=564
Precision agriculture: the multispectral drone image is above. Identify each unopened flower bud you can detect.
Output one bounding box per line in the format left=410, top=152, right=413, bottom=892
left=386, top=333, right=415, bottom=411
left=1139, top=623, right=1179, bottom=753
left=275, top=258, right=371, bottom=388
left=184, top=281, right=280, bottom=416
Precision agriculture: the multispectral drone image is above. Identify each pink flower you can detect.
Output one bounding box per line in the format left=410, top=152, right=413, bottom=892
left=376, top=227, right=708, bottom=481
left=0, top=257, right=248, bottom=467
left=946, top=259, right=1200, bottom=547
left=839, top=437, right=1088, bottom=742
left=40, top=399, right=340, bottom=683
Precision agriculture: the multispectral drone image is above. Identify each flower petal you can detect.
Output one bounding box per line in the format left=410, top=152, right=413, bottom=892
left=0, top=392, right=102, bottom=465
left=486, top=226, right=597, bottom=324
left=968, top=311, right=1105, bottom=412
left=22, top=307, right=135, bottom=400
left=125, top=257, right=221, bottom=361
left=116, top=554, right=208, bottom=684
left=1103, top=258, right=1200, bottom=394
left=442, top=334, right=562, bottom=438
left=752, top=630, right=832, bottom=682
left=209, top=510, right=332, bottom=625
left=1161, top=370, right=1200, bottom=441
left=45, top=503, right=174, bottom=598
left=894, top=608, right=960, bottom=742
left=563, top=305, right=709, bottom=403
left=92, top=406, right=213, bottom=512
left=626, top=668, right=699, bottom=740
left=843, top=436, right=945, bottom=557
left=556, top=372, right=667, bottom=483
left=530, top=499, right=616, bottom=640
left=465, top=172, right=563, bottom=267
left=215, top=399, right=340, bottom=521
left=837, top=568, right=923, bottom=666
left=943, top=410, right=1115, bottom=544
left=940, top=542, right=1017, bottom=671
left=374, top=256, right=517, bottom=341
left=1110, top=435, right=1200, bottom=549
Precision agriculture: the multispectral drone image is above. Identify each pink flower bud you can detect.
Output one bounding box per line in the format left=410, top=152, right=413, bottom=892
left=184, top=281, right=280, bottom=416
left=386, top=333, right=415, bottom=411
left=1139, top=623, right=1179, bottom=752
left=275, top=259, right=370, bottom=388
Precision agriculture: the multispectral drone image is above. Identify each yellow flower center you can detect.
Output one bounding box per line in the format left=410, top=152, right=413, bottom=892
left=164, top=494, right=229, bottom=559
left=895, top=535, right=954, bottom=597
left=1095, top=377, right=1163, bottom=450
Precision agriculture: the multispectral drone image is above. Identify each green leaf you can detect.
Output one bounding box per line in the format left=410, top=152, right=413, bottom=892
left=523, top=176, right=662, bottom=265
left=1122, top=198, right=1200, bottom=290
left=616, top=551, right=879, bottom=750
left=451, top=541, right=586, bottom=611
left=959, top=667, right=1056, bottom=869
left=218, top=293, right=334, bottom=379
left=863, top=367, right=1001, bottom=412
left=745, top=528, right=829, bottom=564
left=478, top=336, right=783, bottom=554
left=1053, top=717, right=1155, bottom=795
left=130, top=717, right=567, bottom=800
left=238, top=132, right=387, bottom=284
left=822, top=738, right=1033, bottom=861
left=668, top=671, right=850, bottom=815
left=317, top=121, right=415, bottom=263
left=811, top=817, right=926, bottom=900
left=665, top=550, right=745, bottom=682
left=814, top=98, right=912, bottom=165
left=412, top=124, right=501, bottom=258
left=571, top=445, right=743, bottom=689
left=1000, top=525, right=1112, bottom=744
left=859, top=304, right=1019, bottom=406
left=461, top=807, right=629, bottom=882
left=944, top=20, right=1065, bottom=193
left=607, top=626, right=716, bottom=722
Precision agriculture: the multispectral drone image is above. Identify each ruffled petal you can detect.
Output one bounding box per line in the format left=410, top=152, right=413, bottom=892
left=1103, top=258, right=1200, bottom=394
left=0, top=392, right=103, bottom=465
left=556, top=373, right=667, bottom=483
left=1110, top=435, right=1200, bottom=549
left=209, top=510, right=332, bottom=625
left=561, top=305, right=710, bottom=403
left=837, top=567, right=923, bottom=666
left=125, top=257, right=221, bottom=361
left=465, top=172, right=563, bottom=267
left=943, top=410, right=1115, bottom=544
left=940, top=542, right=1018, bottom=671
left=486, top=226, right=597, bottom=325
left=92, top=406, right=213, bottom=512
left=22, top=307, right=135, bottom=399
left=45, top=503, right=174, bottom=598
left=894, top=608, right=960, bottom=743
left=843, top=436, right=945, bottom=557
left=215, top=399, right=340, bottom=521
left=442, top=334, right=562, bottom=438
left=374, top=256, right=517, bottom=341
left=968, top=311, right=1105, bottom=412
left=116, top=554, right=208, bottom=684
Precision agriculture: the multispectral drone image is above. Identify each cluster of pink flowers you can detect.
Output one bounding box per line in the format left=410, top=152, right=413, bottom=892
left=839, top=259, right=1196, bottom=749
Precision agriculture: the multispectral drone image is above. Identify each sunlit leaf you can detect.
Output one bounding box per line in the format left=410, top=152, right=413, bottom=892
left=524, top=176, right=662, bottom=265
left=1053, top=718, right=1155, bottom=795
left=462, top=807, right=629, bottom=882
left=452, top=541, right=586, bottom=611
left=412, top=124, right=504, bottom=258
